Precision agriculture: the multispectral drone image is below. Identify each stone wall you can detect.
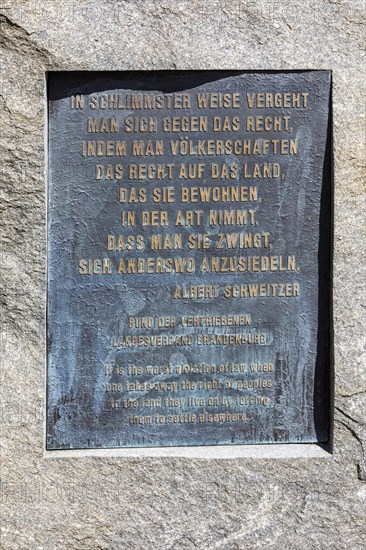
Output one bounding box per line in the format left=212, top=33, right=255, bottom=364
left=1, top=1, right=365, bottom=548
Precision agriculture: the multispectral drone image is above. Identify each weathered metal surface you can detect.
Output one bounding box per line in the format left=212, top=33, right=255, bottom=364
left=47, top=71, right=331, bottom=449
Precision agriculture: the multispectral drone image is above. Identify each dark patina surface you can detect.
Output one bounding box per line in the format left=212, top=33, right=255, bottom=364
left=47, top=71, right=331, bottom=449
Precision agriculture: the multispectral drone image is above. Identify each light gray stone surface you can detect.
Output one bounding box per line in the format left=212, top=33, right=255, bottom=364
left=0, top=1, right=365, bottom=549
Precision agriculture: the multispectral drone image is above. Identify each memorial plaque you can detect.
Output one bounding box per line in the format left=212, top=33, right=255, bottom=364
left=47, top=71, right=331, bottom=449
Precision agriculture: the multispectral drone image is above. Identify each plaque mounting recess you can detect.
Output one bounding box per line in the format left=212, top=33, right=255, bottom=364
left=47, top=71, right=332, bottom=450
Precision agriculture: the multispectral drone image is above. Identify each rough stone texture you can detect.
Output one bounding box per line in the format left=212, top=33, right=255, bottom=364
left=0, top=1, right=365, bottom=549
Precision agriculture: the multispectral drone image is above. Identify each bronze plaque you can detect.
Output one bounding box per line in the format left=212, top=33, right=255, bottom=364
left=47, top=71, right=331, bottom=449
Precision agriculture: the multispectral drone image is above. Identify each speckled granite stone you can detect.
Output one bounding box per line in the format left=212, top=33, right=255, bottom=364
left=0, top=1, right=365, bottom=549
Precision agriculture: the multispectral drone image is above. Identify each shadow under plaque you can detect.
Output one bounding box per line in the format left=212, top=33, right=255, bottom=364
left=46, top=70, right=332, bottom=450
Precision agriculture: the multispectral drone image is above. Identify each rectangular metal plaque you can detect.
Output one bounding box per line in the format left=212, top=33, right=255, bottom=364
left=47, top=71, right=331, bottom=449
